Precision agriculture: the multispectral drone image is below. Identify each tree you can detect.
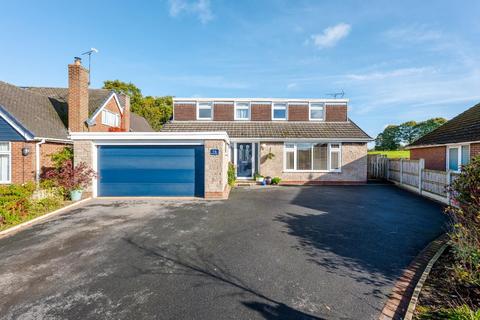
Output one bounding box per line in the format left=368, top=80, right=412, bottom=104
left=375, top=117, right=447, bottom=150
left=102, top=80, right=173, bottom=130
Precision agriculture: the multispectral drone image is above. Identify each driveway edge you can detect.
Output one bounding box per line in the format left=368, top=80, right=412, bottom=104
left=0, top=198, right=92, bottom=239
left=379, top=234, right=448, bottom=320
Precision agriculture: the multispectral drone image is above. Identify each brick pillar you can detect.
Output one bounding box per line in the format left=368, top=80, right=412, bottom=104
left=68, top=57, right=89, bottom=132
left=204, top=140, right=229, bottom=199
left=122, top=94, right=131, bottom=132
left=73, top=140, right=94, bottom=196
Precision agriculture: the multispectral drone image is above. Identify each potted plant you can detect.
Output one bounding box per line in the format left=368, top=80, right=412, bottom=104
left=254, top=173, right=264, bottom=183
left=42, top=160, right=96, bottom=201
left=271, top=177, right=282, bottom=185
left=265, top=176, right=272, bottom=185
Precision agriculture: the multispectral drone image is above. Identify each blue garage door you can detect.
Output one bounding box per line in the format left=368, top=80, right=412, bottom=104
left=98, top=145, right=204, bottom=197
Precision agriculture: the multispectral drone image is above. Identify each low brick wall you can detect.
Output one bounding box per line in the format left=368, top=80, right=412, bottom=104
left=259, top=142, right=367, bottom=183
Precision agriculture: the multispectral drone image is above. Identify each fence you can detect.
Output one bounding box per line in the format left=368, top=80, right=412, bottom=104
left=368, top=154, right=460, bottom=205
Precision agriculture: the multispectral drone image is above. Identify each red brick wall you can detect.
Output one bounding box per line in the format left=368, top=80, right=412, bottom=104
left=410, top=146, right=447, bottom=171
left=288, top=104, right=308, bottom=121
left=174, top=103, right=196, bottom=121
left=213, top=104, right=234, bottom=121
left=89, top=96, right=124, bottom=132
left=251, top=103, right=271, bottom=121
left=68, top=61, right=89, bottom=132
left=325, top=105, right=347, bottom=121
left=11, top=141, right=69, bottom=184
left=470, top=143, right=480, bottom=159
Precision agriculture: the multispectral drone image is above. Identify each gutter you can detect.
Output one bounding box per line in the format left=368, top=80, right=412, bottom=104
left=35, top=139, right=46, bottom=185
left=34, top=137, right=73, bottom=144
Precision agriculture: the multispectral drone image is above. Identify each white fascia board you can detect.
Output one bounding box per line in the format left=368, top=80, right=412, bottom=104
left=69, top=131, right=230, bottom=143
left=174, top=97, right=349, bottom=104
left=33, top=137, right=73, bottom=144
left=229, top=137, right=373, bottom=142
left=87, top=92, right=123, bottom=126
left=0, top=105, right=35, bottom=140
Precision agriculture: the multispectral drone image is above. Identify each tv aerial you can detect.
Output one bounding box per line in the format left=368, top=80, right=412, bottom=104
left=81, top=48, right=99, bottom=84
left=326, top=89, right=345, bottom=99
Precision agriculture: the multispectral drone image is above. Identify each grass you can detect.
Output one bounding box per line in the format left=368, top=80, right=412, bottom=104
left=368, top=150, right=410, bottom=159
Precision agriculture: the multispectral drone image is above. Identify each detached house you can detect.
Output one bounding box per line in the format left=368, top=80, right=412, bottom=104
left=408, top=102, right=480, bottom=172
left=162, top=98, right=372, bottom=184
left=0, top=57, right=152, bottom=185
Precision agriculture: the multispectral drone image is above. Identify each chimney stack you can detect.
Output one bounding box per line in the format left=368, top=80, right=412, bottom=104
left=68, top=57, right=89, bottom=132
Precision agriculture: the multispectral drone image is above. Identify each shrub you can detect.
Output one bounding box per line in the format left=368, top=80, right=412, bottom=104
left=42, top=160, right=96, bottom=193
left=228, top=162, right=236, bottom=187
left=50, top=147, right=73, bottom=169
left=446, top=156, right=480, bottom=285
left=271, top=177, right=282, bottom=185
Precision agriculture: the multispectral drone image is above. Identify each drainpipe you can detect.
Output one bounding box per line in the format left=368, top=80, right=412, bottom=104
left=35, top=139, right=46, bottom=186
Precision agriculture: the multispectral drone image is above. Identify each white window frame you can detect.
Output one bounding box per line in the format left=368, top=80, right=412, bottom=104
left=283, top=142, right=342, bottom=173
left=309, top=102, right=325, bottom=121
left=0, top=142, right=11, bottom=184
left=234, top=102, right=251, bottom=121
left=197, top=102, right=213, bottom=121
left=447, top=144, right=470, bottom=172
left=272, top=103, right=288, bottom=121
left=101, top=110, right=120, bottom=127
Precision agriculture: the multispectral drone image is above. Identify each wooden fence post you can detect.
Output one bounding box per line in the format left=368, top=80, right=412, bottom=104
left=400, top=158, right=403, bottom=185
left=418, top=159, right=425, bottom=194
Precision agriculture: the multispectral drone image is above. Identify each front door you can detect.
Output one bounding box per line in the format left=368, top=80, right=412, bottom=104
left=236, top=143, right=253, bottom=178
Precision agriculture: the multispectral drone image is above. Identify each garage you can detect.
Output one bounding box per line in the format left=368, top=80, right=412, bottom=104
left=97, top=145, right=205, bottom=197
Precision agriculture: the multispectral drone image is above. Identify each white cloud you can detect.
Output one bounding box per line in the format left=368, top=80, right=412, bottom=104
left=345, top=67, right=433, bottom=81
left=384, top=24, right=442, bottom=44
left=309, top=23, right=351, bottom=49
left=168, top=0, right=213, bottom=24
left=287, top=82, right=298, bottom=90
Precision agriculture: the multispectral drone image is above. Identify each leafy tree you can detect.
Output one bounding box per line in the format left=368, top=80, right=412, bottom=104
left=375, top=117, right=447, bottom=150
left=102, top=80, right=173, bottom=130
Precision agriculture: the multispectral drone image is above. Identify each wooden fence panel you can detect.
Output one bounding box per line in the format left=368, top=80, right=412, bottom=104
left=402, top=160, right=419, bottom=187
left=422, top=169, right=448, bottom=196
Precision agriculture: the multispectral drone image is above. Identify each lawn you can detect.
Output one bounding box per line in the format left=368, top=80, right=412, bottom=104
left=368, top=150, right=410, bottom=159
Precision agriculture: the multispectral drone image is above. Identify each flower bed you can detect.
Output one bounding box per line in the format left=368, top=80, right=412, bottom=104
left=0, top=183, right=65, bottom=231
left=414, top=247, right=480, bottom=319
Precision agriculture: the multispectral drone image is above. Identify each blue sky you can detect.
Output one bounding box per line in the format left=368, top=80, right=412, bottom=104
left=1, top=0, right=479, bottom=139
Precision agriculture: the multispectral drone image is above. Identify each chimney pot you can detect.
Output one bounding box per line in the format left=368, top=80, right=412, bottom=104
left=74, top=57, right=82, bottom=65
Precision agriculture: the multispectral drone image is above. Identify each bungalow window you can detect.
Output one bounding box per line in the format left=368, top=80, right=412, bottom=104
left=448, top=145, right=470, bottom=171
left=0, top=142, right=11, bottom=183
left=309, top=103, right=324, bottom=121
left=235, top=102, right=250, bottom=120
left=102, top=110, right=120, bottom=127
left=197, top=102, right=213, bottom=120
left=284, top=142, right=341, bottom=172
left=272, top=103, right=287, bottom=120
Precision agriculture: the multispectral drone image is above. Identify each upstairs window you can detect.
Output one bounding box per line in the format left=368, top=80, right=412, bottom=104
left=102, top=110, right=120, bottom=127
left=235, top=102, right=250, bottom=120
left=197, top=102, right=213, bottom=120
left=309, top=103, right=324, bottom=121
left=0, top=142, right=11, bottom=183
left=272, top=103, right=287, bottom=120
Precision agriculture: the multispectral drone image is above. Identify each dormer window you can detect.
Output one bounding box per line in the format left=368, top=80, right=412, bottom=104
left=102, top=110, right=120, bottom=127
left=235, top=102, right=250, bottom=120
left=197, top=102, right=213, bottom=120
left=272, top=103, right=287, bottom=120
left=309, top=103, right=324, bottom=121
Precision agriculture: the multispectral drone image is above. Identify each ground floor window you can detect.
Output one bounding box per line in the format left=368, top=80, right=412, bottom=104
left=448, top=144, right=470, bottom=171
left=284, top=142, right=341, bottom=172
left=0, top=142, right=11, bottom=183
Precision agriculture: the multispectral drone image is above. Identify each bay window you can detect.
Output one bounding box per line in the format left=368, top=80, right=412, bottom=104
left=284, top=142, right=341, bottom=172
left=272, top=103, right=287, bottom=120
left=235, top=102, right=250, bottom=120
left=197, top=102, right=213, bottom=120
left=448, top=144, right=470, bottom=171
left=0, top=142, right=11, bottom=183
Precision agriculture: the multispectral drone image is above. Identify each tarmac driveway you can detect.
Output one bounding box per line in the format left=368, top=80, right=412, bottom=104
left=0, top=185, right=446, bottom=320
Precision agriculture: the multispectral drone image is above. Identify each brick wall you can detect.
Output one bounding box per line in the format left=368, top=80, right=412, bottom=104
left=11, top=141, right=69, bottom=184
left=251, top=103, right=271, bottom=121
left=288, top=104, right=309, bottom=121
left=204, top=140, right=229, bottom=199
left=89, top=96, right=125, bottom=132
left=213, top=103, right=234, bottom=121
left=410, top=146, right=446, bottom=171
left=325, top=105, right=347, bottom=121
left=122, top=94, right=131, bottom=131
left=73, top=140, right=93, bottom=196
left=259, top=142, right=367, bottom=183
left=470, top=143, right=480, bottom=159
left=174, top=103, right=196, bottom=121
left=68, top=60, right=89, bottom=132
